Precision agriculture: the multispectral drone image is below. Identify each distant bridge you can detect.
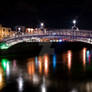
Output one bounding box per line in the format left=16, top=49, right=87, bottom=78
left=0, top=29, right=92, bottom=49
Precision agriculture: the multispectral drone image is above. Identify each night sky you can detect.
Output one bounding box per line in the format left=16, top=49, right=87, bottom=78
left=0, top=0, right=92, bottom=29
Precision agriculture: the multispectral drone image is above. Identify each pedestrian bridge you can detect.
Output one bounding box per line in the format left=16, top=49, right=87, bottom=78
left=0, top=29, right=92, bottom=50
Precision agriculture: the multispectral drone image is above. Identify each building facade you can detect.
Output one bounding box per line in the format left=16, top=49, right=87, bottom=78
left=26, top=28, right=47, bottom=35
left=0, top=25, right=14, bottom=40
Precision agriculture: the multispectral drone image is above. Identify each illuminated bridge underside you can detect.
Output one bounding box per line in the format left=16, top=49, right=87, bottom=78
left=1, top=29, right=92, bottom=49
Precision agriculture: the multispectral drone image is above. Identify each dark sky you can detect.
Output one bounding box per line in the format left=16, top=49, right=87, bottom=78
left=0, top=0, right=92, bottom=29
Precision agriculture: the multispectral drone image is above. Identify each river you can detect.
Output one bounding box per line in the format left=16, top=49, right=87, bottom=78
left=0, top=42, right=92, bottom=92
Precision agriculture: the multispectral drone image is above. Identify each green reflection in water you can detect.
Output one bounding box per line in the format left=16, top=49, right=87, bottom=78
left=1, top=59, right=10, bottom=71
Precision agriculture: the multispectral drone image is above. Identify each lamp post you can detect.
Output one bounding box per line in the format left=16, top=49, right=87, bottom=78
left=73, top=20, right=76, bottom=26
left=40, top=22, right=45, bottom=34
left=40, top=22, right=44, bottom=28
left=17, top=27, right=21, bottom=36
left=18, top=27, right=21, bottom=32
left=72, top=20, right=77, bottom=40
left=72, top=19, right=79, bottom=31
left=18, top=27, right=21, bottom=33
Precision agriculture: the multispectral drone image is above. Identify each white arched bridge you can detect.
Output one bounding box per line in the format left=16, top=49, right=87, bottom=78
left=0, top=29, right=92, bottom=50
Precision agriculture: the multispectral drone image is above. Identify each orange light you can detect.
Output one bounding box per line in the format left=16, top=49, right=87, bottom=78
left=38, top=57, right=43, bottom=74
left=44, top=54, right=49, bottom=76
left=0, top=66, right=4, bottom=90
left=27, top=60, right=35, bottom=76
left=67, top=50, right=72, bottom=70
left=27, top=28, right=31, bottom=32
left=83, top=48, right=86, bottom=66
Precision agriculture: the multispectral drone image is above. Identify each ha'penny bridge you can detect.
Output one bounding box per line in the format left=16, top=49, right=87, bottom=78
left=0, top=29, right=92, bottom=50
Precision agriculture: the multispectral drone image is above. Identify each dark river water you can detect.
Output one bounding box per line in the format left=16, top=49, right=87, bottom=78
left=0, top=42, right=92, bottom=92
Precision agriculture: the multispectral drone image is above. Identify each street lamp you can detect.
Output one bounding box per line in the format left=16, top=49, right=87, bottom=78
left=72, top=19, right=79, bottom=31
left=40, top=22, right=44, bottom=27
left=73, top=20, right=76, bottom=25
left=40, top=22, right=45, bottom=30
left=18, top=27, right=21, bottom=32
left=40, top=22, right=44, bottom=34
left=72, top=19, right=79, bottom=40
left=18, top=27, right=21, bottom=36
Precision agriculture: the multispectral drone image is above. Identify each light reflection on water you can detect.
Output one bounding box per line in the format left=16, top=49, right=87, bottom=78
left=67, top=50, right=72, bottom=71
left=87, top=50, right=90, bottom=64
left=38, top=56, right=43, bottom=75
left=27, top=59, right=35, bottom=76
left=53, top=54, right=56, bottom=71
left=17, top=75, right=24, bottom=92
left=35, top=56, right=38, bottom=69
left=44, top=54, right=49, bottom=76
left=83, top=48, right=86, bottom=68
left=6, top=62, right=10, bottom=78
left=0, top=47, right=92, bottom=92
left=81, top=48, right=91, bottom=71
left=0, top=66, right=5, bottom=90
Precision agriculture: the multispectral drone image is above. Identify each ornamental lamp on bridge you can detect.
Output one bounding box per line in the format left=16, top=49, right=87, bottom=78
left=15, top=26, right=25, bottom=34
left=73, top=20, right=76, bottom=26
left=72, top=19, right=79, bottom=40
left=72, top=19, right=79, bottom=31
left=72, top=19, right=77, bottom=29
left=18, top=27, right=21, bottom=32
left=17, top=27, right=22, bottom=35
left=40, top=22, right=47, bottom=34
left=40, top=22, right=44, bottom=28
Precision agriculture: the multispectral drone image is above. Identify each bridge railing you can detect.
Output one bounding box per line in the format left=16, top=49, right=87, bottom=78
left=1, top=29, right=92, bottom=42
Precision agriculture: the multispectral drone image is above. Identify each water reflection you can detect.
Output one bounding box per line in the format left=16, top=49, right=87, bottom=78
left=27, top=59, right=35, bottom=76
left=27, top=54, right=49, bottom=76
left=41, top=83, right=46, bottom=92
left=0, top=66, right=5, bottom=90
left=86, top=82, right=92, bottom=92
left=1, top=58, right=10, bottom=79
left=17, top=76, right=24, bottom=92
left=79, top=81, right=92, bottom=92
left=41, top=77, right=46, bottom=92
left=70, top=88, right=78, bottom=92
left=81, top=48, right=92, bottom=71
left=38, top=56, right=43, bottom=74
left=62, top=50, right=72, bottom=71
left=87, top=50, right=90, bottom=64
left=32, top=74, right=39, bottom=84
left=35, top=56, right=38, bottom=69
left=6, top=62, right=10, bottom=77
left=13, top=60, right=17, bottom=68
left=44, top=54, right=49, bottom=76
left=1, top=46, right=92, bottom=92
left=12, top=60, right=18, bottom=76
left=53, top=54, right=56, bottom=71
left=1, top=59, right=9, bottom=71
left=27, top=58, right=41, bottom=85
left=83, top=48, right=86, bottom=66
left=67, top=50, right=72, bottom=71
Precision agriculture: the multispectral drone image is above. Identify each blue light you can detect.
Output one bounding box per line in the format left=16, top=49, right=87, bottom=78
left=59, top=39, right=62, bottom=42
left=53, top=54, right=56, bottom=70
left=86, top=50, right=90, bottom=63
left=35, top=56, right=38, bottom=68
left=87, top=50, right=90, bottom=56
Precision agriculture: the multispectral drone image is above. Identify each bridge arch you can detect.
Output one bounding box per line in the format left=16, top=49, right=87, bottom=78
left=0, top=36, right=41, bottom=49
left=1, top=29, right=92, bottom=50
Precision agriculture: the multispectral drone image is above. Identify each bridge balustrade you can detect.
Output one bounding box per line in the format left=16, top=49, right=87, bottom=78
left=1, top=29, right=92, bottom=44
